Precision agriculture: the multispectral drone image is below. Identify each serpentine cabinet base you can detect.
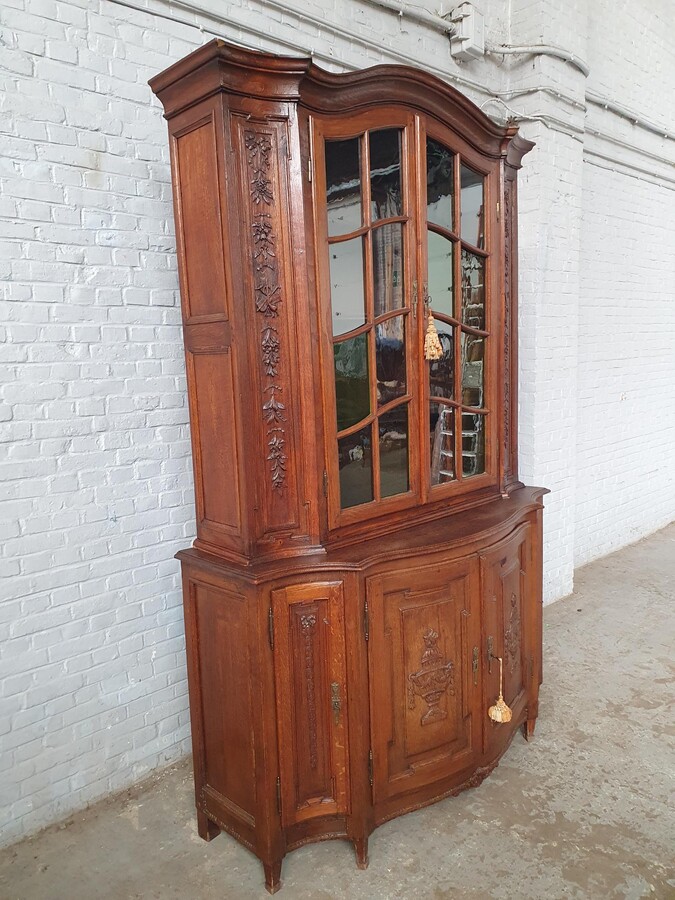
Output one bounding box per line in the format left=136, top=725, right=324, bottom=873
left=177, top=487, right=544, bottom=894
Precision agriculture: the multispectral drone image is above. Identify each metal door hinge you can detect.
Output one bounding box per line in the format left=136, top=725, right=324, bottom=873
left=368, top=749, right=373, bottom=786
left=323, top=470, right=328, bottom=496
left=363, top=599, right=369, bottom=642
left=530, top=656, right=535, bottom=679
left=276, top=776, right=282, bottom=815
left=472, top=646, right=479, bottom=685
left=496, top=200, right=500, bottom=221
left=268, top=606, right=274, bottom=650
left=308, top=154, right=312, bottom=182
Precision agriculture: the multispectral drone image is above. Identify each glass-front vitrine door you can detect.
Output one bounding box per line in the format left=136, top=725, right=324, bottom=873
left=315, top=114, right=497, bottom=530
left=425, top=134, right=493, bottom=493
left=317, top=115, right=418, bottom=527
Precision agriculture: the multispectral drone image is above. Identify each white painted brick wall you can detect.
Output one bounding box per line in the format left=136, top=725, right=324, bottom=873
left=1, top=0, right=673, bottom=847
left=575, top=164, right=675, bottom=565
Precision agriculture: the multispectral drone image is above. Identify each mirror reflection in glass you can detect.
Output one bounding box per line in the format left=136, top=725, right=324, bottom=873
left=330, top=237, right=366, bottom=336
left=338, top=426, right=373, bottom=508
left=369, top=129, right=402, bottom=221
left=461, top=333, right=484, bottom=408
left=430, top=402, right=455, bottom=484
left=429, top=318, right=454, bottom=401
left=460, top=164, right=484, bottom=249
left=376, top=317, right=405, bottom=408
left=427, top=139, right=454, bottom=232
left=334, top=333, right=370, bottom=432
left=461, top=411, right=485, bottom=477
left=379, top=406, right=409, bottom=497
left=325, top=137, right=362, bottom=237
left=427, top=231, right=454, bottom=319
left=461, top=249, right=485, bottom=330
left=373, top=223, right=404, bottom=317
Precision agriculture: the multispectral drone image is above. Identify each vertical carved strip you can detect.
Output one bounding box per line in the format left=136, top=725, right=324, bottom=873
left=300, top=613, right=318, bottom=769
left=244, top=130, right=288, bottom=491
left=503, top=180, right=513, bottom=476
left=504, top=591, right=520, bottom=673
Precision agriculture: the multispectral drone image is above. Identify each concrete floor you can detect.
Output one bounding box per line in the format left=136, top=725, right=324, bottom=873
left=1, top=525, right=674, bottom=900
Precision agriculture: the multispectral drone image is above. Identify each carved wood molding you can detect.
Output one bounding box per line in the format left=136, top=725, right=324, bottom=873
left=245, top=129, right=288, bottom=492
left=407, top=628, right=455, bottom=725
left=503, top=180, right=512, bottom=475
left=504, top=592, right=520, bottom=673
left=300, top=612, right=319, bottom=768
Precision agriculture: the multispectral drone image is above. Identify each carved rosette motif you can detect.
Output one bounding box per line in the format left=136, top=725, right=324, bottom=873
left=503, top=182, right=512, bottom=469
left=300, top=613, right=318, bottom=768
left=504, top=592, right=520, bottom=673
left=407, top=628, right=455, bottom=725
left=245, top=130, right=287, bottom=491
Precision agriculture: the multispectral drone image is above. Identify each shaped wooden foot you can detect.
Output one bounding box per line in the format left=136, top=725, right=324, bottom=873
left=523, top=717, right=536, bottom=742
left=197, top=809, right=221, bottom=841
left=264, top=860, right=283, bottom=895
left=353, top=837, right=369, bottom=870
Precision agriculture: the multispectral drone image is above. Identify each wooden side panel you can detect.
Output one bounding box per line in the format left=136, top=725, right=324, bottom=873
left=272, top=582, right=349, bottom=826
left=480, top=523, right=531, bottom=752
left=190, top=581, right=256, bottom=833
left=189, top=353, right=240, bottom=531
left=367, top=557, right=482, bottom=805
left=169, top=106, right=244, bottom=550
left=173, top=117, right=229, bottom=319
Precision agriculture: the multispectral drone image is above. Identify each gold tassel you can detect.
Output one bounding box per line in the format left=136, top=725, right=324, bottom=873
left=488, top=656, right=512, bottom=724
left=424, top=311, right=443, bottom=361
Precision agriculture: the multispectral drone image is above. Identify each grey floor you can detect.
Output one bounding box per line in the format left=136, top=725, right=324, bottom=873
left=1, top=524, right=674, bottom=900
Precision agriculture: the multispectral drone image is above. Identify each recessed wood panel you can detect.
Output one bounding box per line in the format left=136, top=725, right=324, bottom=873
left=368, top=557, right=481, bottom=805
left=194, top=584, right=255, bottom=824
left=174, top=119, right=228, bottom=319
left=190, top=352, right=241, bottom=532
left=272, top=582, right=349, bottom=826
left=480, top=523, right=531, bottom=753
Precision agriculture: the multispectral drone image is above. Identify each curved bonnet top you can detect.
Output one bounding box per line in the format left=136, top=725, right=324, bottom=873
left=149, top=39, right=533, bottom=166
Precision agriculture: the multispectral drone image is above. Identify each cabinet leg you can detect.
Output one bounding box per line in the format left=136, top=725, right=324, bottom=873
left=353, top=836, right=369, bottom=870
left=523, top=717, right=536, bottom=742
left=263, top=860, right=283, bottom=895
left=197, top=808, right=221, bottom=842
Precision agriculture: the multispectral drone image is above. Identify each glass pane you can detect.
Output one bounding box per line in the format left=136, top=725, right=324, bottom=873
left=461, top=249, right=485, bottom=330
left=379, top=405, right=409, bottom=498
left=460, top=164, right=484, bottom=249
left=428, top=318, right=454, bottom=401
left=376, top=317, right=405, bottom=407
left=334, top=333, right=370, bottom=432
left=330, top=237, right=366, bottom=336
left=326, top=138, right=362, bottom=237
left=427, top=139, right=454, bottom=232
left=430, top=402, right=455, bottom=484
left=427, top=231, right=454, bottom=318
left=373, top=223, right=404, bottom=317
left=369, top=129, right=402, bottom=221
left=462, top=411, right=485, bottom=477
left=461, top=333, right=484, bottom=408
left=338, top=426, right=373, bottom=508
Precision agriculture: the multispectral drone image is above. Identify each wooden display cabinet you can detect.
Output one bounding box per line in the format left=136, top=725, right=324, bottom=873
left=150, top=40, right=546, bottom=894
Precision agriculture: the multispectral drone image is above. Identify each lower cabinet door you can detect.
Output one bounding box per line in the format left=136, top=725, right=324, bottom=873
left=367, top=556, right=482, bottom=806
left=271, top=581, right=349, bottom=827
left=480, top=523, right=532, bottom=751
